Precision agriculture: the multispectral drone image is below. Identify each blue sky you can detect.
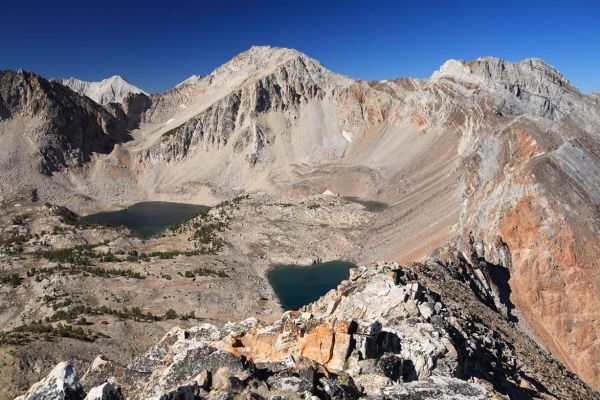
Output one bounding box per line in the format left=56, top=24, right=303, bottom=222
left=1, top=0, right=599, bottom=94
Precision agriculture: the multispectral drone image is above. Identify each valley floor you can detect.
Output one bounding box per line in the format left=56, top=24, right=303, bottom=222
left=0, top=192, right=371, bottom=399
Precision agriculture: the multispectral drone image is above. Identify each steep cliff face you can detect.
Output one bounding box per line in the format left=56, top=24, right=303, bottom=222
left=144, top=52, right=334, bottom=163
left=16, top=257, right=598, bottom=399
left=144, top=47, right=354, bottom=164
left=430, top=58, right=600, bottom=388
left=0, top=70, right=130, bottom=174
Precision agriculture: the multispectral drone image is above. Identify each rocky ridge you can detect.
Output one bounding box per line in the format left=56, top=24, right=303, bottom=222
left=17, top=250, right=598, bottom=399
left=0, top=70, right=131, bottom=174
left=176, top=75, right=204, bottom=88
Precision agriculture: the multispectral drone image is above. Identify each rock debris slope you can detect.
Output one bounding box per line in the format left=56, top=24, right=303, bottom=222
left=17, top=256, right=598, bottom=399
left=2, top=46, right=600, bottom=391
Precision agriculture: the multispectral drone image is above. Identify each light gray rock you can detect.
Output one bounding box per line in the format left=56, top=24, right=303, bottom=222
left=374, top=377, right=491, bottom=399
left=55, top=76, right=147, bottom=105
left=84, top=378, right=123, bottom=400
left=266, top=374, right=313, bottom=393
left=16, top=362, right=85, bottom=400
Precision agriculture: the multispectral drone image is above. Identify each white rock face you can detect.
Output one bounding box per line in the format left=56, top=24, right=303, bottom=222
left=84, top=378, right=123, bottom=400
left=15, top=361, right=85, bottom=400
left=56, top=75, right=147, bottom=105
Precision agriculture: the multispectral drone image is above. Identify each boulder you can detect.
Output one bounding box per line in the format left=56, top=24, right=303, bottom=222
left=16, top=362, right=85, bottom=400
left=318, top=376, right=361, bottom=400
left=84, top=378, right=123, bottom=400
left=266, top=374, right=313, bottom=393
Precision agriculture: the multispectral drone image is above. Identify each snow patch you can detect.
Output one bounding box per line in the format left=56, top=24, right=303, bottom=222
left=178, top=104, right=187, bottom=109
left=379, top=79, right=388, bottom=83
left=342, top=130, right=354, bottom=143
left=322, top=189, right=336, bottom=197
left=165, top=118, right=175, bottom=125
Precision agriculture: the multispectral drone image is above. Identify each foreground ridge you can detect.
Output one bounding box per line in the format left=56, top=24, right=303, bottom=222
left=17, top=248, right=597, bottom=399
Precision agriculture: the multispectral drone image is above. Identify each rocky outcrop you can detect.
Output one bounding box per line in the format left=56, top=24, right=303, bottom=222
left=175, top=75, right=204, bottom=88
left=20, top=258, right=598, bottom=399
left=451, top=109, right=600, bottom=387
left=15, top=362, right=85, bottom=400
left=83, top=379, right=123, bottom=400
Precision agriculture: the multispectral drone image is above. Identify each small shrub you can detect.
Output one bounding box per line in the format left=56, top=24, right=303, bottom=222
left=0, top=273, right=22, bottom=287
left=11, top=214, right=27, bottom=225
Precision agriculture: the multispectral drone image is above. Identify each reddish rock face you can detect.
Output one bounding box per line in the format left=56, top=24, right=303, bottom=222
left=460, top=123, right=600, bottom=388
left=500, top=196, right=600, bottom=387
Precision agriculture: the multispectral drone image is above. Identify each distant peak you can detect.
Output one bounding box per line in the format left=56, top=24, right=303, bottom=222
left=205, top=45, right=331, bottom=87
left=105, top=75, right=126, bottom=82
left=55, top=75, right=147, bottom=105
left=432, top=56, right=573, bottom=90
left=226, top=46, right=305, bottom=66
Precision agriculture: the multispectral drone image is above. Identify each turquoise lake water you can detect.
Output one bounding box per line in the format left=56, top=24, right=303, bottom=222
left=267, top=260, right=356, bottom=310
left=83, top=201, right=209, bottom=238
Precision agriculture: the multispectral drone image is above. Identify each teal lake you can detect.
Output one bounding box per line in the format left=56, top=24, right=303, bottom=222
left=343, top=196, right=388, bottom=212
left=267, top=260, right=356, bottom=310
left=83, top=201, right=209, bottom=238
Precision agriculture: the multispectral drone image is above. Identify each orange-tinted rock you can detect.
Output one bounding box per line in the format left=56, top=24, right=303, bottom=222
left=301, top=325, right=335, bottom=365
left=500, top=195, right=600, bottom=387
left=327, top=332, right=352, bottom=371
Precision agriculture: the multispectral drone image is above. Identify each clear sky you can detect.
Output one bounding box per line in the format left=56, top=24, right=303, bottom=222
left=2, top=0, right=599, bottom=94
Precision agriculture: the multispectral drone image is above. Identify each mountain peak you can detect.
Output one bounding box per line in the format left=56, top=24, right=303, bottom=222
left=430, top=56, right=577, bottom=119
left=55, top=75, right=147, bottom=105
left=432, top=56, right=572, bottom=89
left=205, top=45, right=331, bottom=88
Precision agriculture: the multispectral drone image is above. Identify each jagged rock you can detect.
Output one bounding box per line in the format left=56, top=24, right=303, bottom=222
left=266, top=371, right=314, bottom=394
left=15, top=258, right=598, bottom=399
left=139, top=345, right=247, bottom=398
left=319, top=376, right=361, bottom=400
left=81, top=356, right=123, bottom=390
left=16, top=362, right=85, bottom=400
left=84, top=378, right=123, bottom=400
left=369, top=377, right=493, bottom=399
left=432, top=57, right=586, bottom=121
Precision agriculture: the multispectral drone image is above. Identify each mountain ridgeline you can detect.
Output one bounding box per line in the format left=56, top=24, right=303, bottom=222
left=1, top=46, right=600, bottom=397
